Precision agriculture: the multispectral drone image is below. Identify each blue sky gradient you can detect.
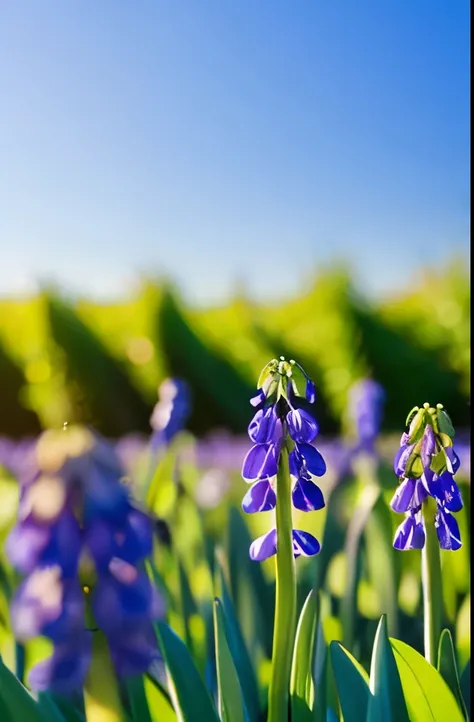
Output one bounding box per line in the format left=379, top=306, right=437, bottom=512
left=0, top=1, right=469, bottom=304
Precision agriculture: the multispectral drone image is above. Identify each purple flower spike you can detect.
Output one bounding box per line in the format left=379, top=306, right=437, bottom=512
left=242, top=442, right=279, bottom=481
left=393, top=513, right=425, bottom=551
left=292, top=530, right=320, bottom=557
left=242, top=359, right=326, bottom=560
left=286, top=409, right=319, bottom=443
left=292, top=478, right=325, bottom=512
left=435, top=507, right=462, bottom=550
left=390, top=404, right=463, bottom=552
left=242, top=479, right=276, bottom=513
left=249, top=529, right=278, bottom=561
left=7, top=426, right=164, bottom=693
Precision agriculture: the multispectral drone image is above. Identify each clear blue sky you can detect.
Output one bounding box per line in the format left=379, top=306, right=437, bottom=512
left=0, top=1, right=469, bottom=305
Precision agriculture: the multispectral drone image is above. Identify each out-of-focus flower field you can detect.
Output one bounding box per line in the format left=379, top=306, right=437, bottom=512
left=0, top=261, right=470, bottom=721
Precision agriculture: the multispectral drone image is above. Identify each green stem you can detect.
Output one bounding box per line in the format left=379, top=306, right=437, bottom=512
left=421, top=497, right=443, bottom=665
left=83, top=632, right=124, bottom=722
left=268, top=444, right=297, bottom=722
left=341, top=459, right=380, bottom=651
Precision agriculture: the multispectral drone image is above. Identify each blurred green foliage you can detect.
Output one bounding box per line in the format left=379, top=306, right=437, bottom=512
left=0, top=262, right=469, bottom=437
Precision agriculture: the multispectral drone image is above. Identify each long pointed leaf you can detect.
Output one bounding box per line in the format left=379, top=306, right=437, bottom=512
left=367, top=616, right=409, bottom=722
left=213, top=599, right=247, bottom=722
left=390, top=637, right=465, bottom=722
left=330, top=642, right=370, bottom=722
left=0, top=656, right=47, bottom=722
left=437, top=629, right=468, bottom=719
left=217, top=567, right=260, bottom=722
left=155, top=622, right=219, bottom=722
left=290, top=590, right=319, bottom=722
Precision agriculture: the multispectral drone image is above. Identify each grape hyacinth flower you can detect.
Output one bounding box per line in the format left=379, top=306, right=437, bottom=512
left=390, top=403, right=463, bottom=667
left=241, top=358, right=326, bottom=722
left=7, top=426, right=164, bottom=694
left=390, top=403, right=463, bottom=552
left=241, top=357, right=327, bottom=561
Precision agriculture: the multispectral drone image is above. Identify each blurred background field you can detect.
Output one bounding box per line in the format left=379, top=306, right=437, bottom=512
left=0, top=260, right=470, bottom=440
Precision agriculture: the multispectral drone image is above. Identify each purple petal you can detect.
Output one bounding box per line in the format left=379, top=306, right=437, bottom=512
left=292, top=529, right=320, bottom=557
left=435, top=508, right=462, bottom=551
left=39, top=510, right=82, bottom=578
left=242, top=480, right=276, bottom=513
left=83, top=462, right=130, bottom=525
left=292, top=478, right=325, bottom=512
left=248, top=407, right=279, bottom=444
left=28, top=633, right=92, bottom=693
left=249, top=529, right=277, bottom=561
left=242, top=443, right=279, bottom=481
left=428, top=472, right=463, bottom=513
left=445, top=447, right=461, bottom=474
left=286, top=409, right=319, bottom=443
left=394, top=442, right=413, bottom=476
left=421, top=425, right=436, bottom=468
left=306, top=379, right=316, bottom=403
left=250, top=389, right=266, bottom=407
left=6, top=523, right=51, bottom=574
left=393, top=515, right=425, bottom=550
left=107, top=621, right=159, bottom=678
left=297, top=443, right=326, bottom=477
left=92, top=569, right=156, bottom=633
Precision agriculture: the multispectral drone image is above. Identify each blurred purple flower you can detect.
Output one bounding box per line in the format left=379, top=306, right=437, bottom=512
left=7, top=426, right=163, bottom=693
left=149, top=378, right=190, bottom=451
left=348, top=378, right=385, bottom=454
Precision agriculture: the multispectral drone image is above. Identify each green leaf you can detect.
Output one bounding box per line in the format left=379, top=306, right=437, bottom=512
left=390, top=637, right=465, bottom=722
left=312, top=618, right=327, bottom=722
left=155, top=621, right=219, bottom=722
left=290, top=590, right=319, bottom=722
left=0, top=656, right=47, bottom=722
left=143, top=674, right=178, bottom=722
left=217, top=567, right=260, bottom=722
left=226, top=507, right=273, bottom=657
left=37, top=695, right=68, bottom=722
left=213, top=598, right=247, bottom=722
left=125, top=676, right=153, bottom=722
left=459, top=660, right=470, bottom=719
left=437, top=629, right=468, bottom=719
left=367, top=616, right=409, bottom=722
left=330, top=642, right=370, bottom=722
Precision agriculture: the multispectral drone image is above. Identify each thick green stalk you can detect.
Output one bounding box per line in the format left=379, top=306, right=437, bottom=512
left=84, top=632, right=124, bottom=722
left=268, top=444, right=297, bottom=722
left=421, top=497, right=443, bottom=665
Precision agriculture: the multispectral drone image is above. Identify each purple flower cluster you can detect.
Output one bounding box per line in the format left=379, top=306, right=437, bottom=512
left=348, top=378, right=385, bottom=454
left=7, top=426, right=163, bottom=693
left=390, top=404, right=463, bottom=551
left=241, top=359, right=326, bottom=561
